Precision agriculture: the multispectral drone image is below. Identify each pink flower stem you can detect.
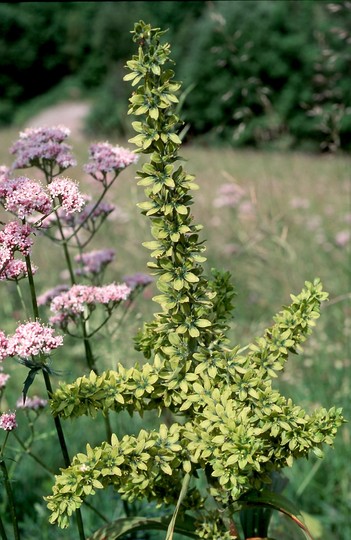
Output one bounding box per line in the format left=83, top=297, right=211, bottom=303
left=24, top=253, right=86, bottom=540
left=0, top=432, right=20, bottom=539
left=65, top=179, right=115, bottom=243
left=0, top=515, right=7, bottom=540
left=52, top=206, right=112, bottom=441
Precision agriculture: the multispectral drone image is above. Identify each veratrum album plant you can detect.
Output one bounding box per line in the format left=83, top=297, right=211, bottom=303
left=46, top=22, right=344, bottom=540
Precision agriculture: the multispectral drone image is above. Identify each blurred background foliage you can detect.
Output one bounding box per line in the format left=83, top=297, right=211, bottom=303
left=1, top=0, right=351, bottom=150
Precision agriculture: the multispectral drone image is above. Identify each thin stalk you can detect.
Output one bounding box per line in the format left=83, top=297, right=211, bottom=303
left=65, top=181, right=114, bottom=243
left=0, top=433, right=20, bottom=540
left=15, top=281, right=29, bottom=318
left=24, top=253, right=86, bottom=540
left=13, top=432, right=53, bottom=477
left=0, top=515, right=8, bottom=540
left=54, top=211, right=76, bottom=284
left=0, top=460, right=20, bottom=540
left=54, top=209, right=114, bottom=443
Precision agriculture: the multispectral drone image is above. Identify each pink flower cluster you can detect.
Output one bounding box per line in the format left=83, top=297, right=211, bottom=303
left=41, top=199, right=116, bottom=232
left=10, top=126, right=76, bottom=171
left=1, top=322, right=64, bottom=360
left=48, top=177, right=85, bottom=215
left=49, top=283, right=131, bottom=326
left=0, top=371, right=10, bottom=389
left=0, top=411, right=17, bottom=431
left=0, top=176, right=52, bottom=219
left=0, top=332, right=8, bottom=361
left=0, top=259, right=37, bottom=282
left=37, top=284, right=70, bottom=306
left=123, top=272, right=154, bottom=289
left=335, top=230, right=350, bottom=248
left=78, top=201, right=116, bottom=228
left=213, top=182, right=246, bottom=208
left=84, top=142, right=138, bottom=181
left=74, top=249, right=116, bottom=276
left=0, top=221, right=33, bottom=274
left=16, top=395, right=47, bottom=410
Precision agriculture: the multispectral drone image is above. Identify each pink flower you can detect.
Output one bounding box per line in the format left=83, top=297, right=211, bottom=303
left=94, top=283, right=131, bottom=304
left=50, top=285, right=96, bottom=317
left=0, top=259, right=37, bottom=282
left=0, top=331, right=8, bottom=361
left=77, top=201, right=116, bottom=228
left=0, top=222, right=33, bottom=272
left=10, top=126, right=76, bottom=171
left=7, top=322, right=63, bottom=359
left=16, top=395, right=47, bottom=410
left=0, top=166, right=10, bottom=182
left=50, top=283, right=131, bottom=326
left=37, top=284, right=70, bottom=306
left=0, top=411, right=17, bottom=431
left=74, top=249, right=116, bottom=276
left=0, top=176, right=52, bottom=219
left=48, top=177, right=85, bottom=215
left=213, top=183, right=245, bottom=208
left=290, top=197, right=310, bottom=210
left=84, top=142, right=138, bottom=182
left=335, top=230, right=350, bottom=248
left=123, top=272, right=153, bottom=289
left=0, top=372, right=10, bottom=389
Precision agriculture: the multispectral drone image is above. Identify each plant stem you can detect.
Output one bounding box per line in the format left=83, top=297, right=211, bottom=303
left=0, top=515, right=8, bottom=540
left=0, top=459, right=20, bottom=540
left=24, top=253, right=86, bottom=540
left=55, top=209, right=114, bottom=444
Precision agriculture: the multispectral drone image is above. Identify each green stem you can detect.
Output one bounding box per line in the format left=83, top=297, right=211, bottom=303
left=24, top=253, right=86, bottom=540
left=0, top=459, right=21, bottom=540
left=55, top=209, right=114, bottom=445
left=65, top=181, right=114, bottom=243
left=0, top=515, right=8, bottom=540
left=13, top=432, right=53, bottom=477
left=83, top=336, right=113, bottom=442
left=15, top=281, right=29, bottom=318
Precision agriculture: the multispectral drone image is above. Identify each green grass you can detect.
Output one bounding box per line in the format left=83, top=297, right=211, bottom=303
left=0, top=130, right=349, bottom=539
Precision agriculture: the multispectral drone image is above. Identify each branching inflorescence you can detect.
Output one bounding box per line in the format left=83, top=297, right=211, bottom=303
left=46, top=22, right=344, bottom=537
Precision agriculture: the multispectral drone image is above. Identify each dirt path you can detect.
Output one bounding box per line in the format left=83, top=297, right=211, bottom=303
left=25, top=101, right=91, bottom=139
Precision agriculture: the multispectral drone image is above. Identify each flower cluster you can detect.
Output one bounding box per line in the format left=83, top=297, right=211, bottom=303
left=213, top=182, right=246, bottom=208
left=16, top=395, right=48, bottom=411
left=3, top=322, right=63, bottom=360
left=0, top=411, right=17, bottom=431
left=123, top=272, right=153, bottom=289
left=49, top=283, right=131, bottom=327
left=10, top=126, right=76, bottom=171
left=0, top=221, right=33, bottom=274
left=0, top=371, right=10, bottom=389
left=0, top=176, right=52, bottom=219
left=0, top=259, right=37, bottom=282
left=47, top=177, right=85, bottom=215
left=37, top=284, right=70, bottom=307
left=84, top=142, right=138, bottom=183
left=0, top=332, right=8, bottom=362
left=74, top=249, right=116, bottom=276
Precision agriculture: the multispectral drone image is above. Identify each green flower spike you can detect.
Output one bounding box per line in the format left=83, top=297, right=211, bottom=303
left=46, top=21, right=344, bottom=539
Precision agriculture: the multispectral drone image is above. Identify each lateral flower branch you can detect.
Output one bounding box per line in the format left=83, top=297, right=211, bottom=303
left=46, top=21, right=344, bottom=538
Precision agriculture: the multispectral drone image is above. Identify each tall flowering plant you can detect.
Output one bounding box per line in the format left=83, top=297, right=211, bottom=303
left=0, top=123, right=150, bottom=538
left=45, top=21, right=344, bottom=540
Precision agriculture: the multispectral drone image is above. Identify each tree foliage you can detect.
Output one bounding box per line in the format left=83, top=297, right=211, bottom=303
left=1, top=1, right=351, bottom=150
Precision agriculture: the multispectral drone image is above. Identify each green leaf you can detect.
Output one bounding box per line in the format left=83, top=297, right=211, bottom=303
left=237, top=490, right=316, bottom=540
left=166, top=473, right=191, bottom=540
left=87, top=515, right=198, bottom=540
left=22, top=367, right=41, bottom=403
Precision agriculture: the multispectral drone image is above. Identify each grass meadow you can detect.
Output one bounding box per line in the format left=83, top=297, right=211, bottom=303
left=0, top=126, right=350, bottom=539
